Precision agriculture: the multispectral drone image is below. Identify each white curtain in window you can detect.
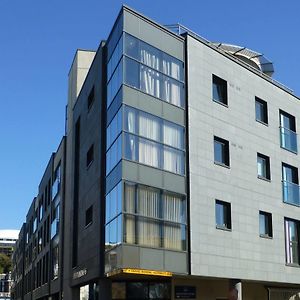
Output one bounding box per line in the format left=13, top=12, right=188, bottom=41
left=139, top=138, right=160, bottom=168
left=137, top=218, right=160, bottom=247
left=163, top=77, right=181, bottom=107
left=126, top=108, right=136, bottom=134
left=140, top=44, right=160, bottom=70
left=138, top=112, right=160, bottom=142
left=124, top=184, right=135, bottom=244
left=137, top=187, right=159, bottom=218
left=163, top=122, right=183, bottom=149
left=125, top=184, right=135, bottom=214
left=163, top=193, right=183, bottom=250
left=140, top=66, right=161, bottom=99
left=163, top=223, right=182, bottom=250
left=162, top=55, right=181, bottom=80
left=137, top=187, right=160, bottom=247
left=125, top=215, right=135, bottom=244
left=163, top=194, right=183, bottom=222
left=126, top=134, right=136, bottom=161
left=163, top=147, right=183, bottom=174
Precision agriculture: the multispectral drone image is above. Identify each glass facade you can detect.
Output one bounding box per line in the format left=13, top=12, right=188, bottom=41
left=105, top=24, right=186, bottom=259
left=105, top=181, right=187, bottom=252
left=107, top=32, right=185, bottom=108
left=112, top=282, right=171, bottom=300
left=106, top=105, right=185, bottom=176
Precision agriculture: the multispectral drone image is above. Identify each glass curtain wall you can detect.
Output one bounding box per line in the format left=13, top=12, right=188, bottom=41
left=124, top=182, right=186, bottom=251
left=107, top=32, right=184, bottom=108
left=105, top=181, right=187, bottom=251
left=105, top=23, right=186, bottom=254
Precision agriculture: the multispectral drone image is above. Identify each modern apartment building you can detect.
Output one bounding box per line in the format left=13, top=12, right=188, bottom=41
left=12, top=5, right=300, bottom=300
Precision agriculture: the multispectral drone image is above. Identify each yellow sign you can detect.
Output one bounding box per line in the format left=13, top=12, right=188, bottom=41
left=106, top=268, right=172, bottom=277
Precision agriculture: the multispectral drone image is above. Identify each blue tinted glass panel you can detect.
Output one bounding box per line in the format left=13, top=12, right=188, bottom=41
left=107, top=107, right=122, bottom=150
left=107, top=59, right=123, bottom=107
left=124, top=57, right=139, bottom=89
left=106, top=134, right=122, bottom=175
left=107, top=35, right=123, bottom=82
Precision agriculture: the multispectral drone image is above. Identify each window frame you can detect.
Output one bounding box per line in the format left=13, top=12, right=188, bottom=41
left=285, top=218, right=300, bottom=266
left=215, top=200, right=231, bottom=231
left=259, top=211, right=273, bottom=238
left=87, top=86, right=95, bottom=111
left=214, top=136, right=230, bottom=167
left=257, top=152, right=271, bottom=181
left=212, top=74, right=228, bottom=106
left=255, top=97, right=268, bottom=125
left=86, top=144, right=94, bottom=169
left=85, top=205, right=93, bottom=227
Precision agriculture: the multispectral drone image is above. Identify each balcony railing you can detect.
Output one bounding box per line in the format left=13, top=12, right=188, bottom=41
left=282, top=180, right=300, bottom=206
left=280, top=126, right=297, bottom=153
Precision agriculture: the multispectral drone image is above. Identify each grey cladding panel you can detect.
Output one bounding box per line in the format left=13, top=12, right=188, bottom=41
left=140, top=248, right=164, bottom=270
left=123, top=10, right=184, bottom=61
left=123, top=85, right=185, bottom=126
left=122, top=160, right=185, bottom=194
left=164, top=251, right=188, bottom=273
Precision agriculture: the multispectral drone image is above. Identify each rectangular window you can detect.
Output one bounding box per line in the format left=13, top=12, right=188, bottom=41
left=212, top=74, right=227, bottom=105
left=255, top=97, right=268, bottom=124
left=282, top=163, right=299, bottom=206
left=280, top=110, right=297, bottom=153
left=52, top=246, right=59, bottom=279
left=86, top=144, right=94, bottom=168
left=52, top=164, right=61, bottom=200
left=51, top=204, right=60, bottom=239
left=87, top=86, right=95, bottom=110
left=215, top=200, right=231, bottom=230
left=285, top=218, right=300, bottom=265
left=257, top=153, right=271, bottom=180
left=107, top=33, right=185, bottom=109
left=123, top=106, right=185, bottom=175
left=214, top=136, right=230, bottom=167
left=122, top=183, right=186, bottom=251
left=85, top=205, right=93, bottom=227
left=259, top=211, right=272, bottom=238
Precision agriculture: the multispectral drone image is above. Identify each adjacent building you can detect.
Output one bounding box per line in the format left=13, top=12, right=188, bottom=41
left=0, top=230, right=19, bottom=299
left=12, top=5, right=300, bottom=300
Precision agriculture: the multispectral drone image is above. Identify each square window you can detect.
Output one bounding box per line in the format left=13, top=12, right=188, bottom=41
left=215, top=200, right=231, bottom=230
left=214, top=136, right=230, bottom=167
left=87, top=86, right=95, bottom=110
left=257, top=153, right=271, bottom=180
left=86, top=144, right=94, bottom=168
left=255, top=97, right=268, bottom=124
left=212, top=74, right=227, bottom=105
left=85, top=205, right=93, bottom=227
left=259, top=211, right=272, bottom=238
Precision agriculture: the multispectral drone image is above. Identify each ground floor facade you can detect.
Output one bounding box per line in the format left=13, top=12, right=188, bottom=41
left=62, top=274, right=300, bottom=300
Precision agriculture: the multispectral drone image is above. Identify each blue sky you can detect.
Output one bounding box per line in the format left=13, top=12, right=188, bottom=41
left=1, top=0, right=300, bottom=230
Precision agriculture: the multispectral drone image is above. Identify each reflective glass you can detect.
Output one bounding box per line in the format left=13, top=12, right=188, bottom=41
left=107, top=60, right=123, bottom=107
left=124, top=33, right=139, bottom=60
left=107, top=35, right=123, bottom=81
left=124, top=57, right=139, bottom=89
left=106, top=134, right=122, bottom=175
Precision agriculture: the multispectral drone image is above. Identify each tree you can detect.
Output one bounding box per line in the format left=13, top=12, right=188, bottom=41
left=0, top=253, right=12, bottom=274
